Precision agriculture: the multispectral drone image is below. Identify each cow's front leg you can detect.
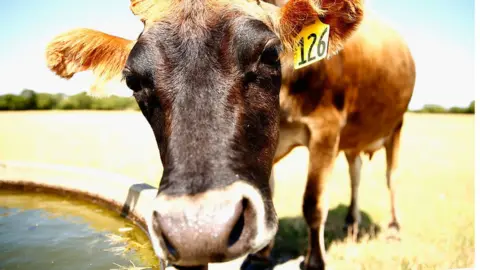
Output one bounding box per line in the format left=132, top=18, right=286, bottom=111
left=302, top=124, right=340, bottom=270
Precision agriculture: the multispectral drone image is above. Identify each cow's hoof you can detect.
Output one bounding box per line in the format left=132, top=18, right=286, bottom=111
left=300, top=261, right=326, bottom=270
left=386, top=221, right=401, bottom=241
left=388, top=221, right=401, bottom=232
left=343, top=223, right=359, bottom=242
left=240, top=254, right=274, bottom=270
left=344, top=211, right=361, bottom=242
left=301, top=255, right=326, bottom=270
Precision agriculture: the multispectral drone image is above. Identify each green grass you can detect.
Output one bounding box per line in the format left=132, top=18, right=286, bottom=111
left=0, top=112, right=474, bottom=269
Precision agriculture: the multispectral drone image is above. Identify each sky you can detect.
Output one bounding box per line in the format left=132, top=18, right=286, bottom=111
left=0, top=0, right=475, bottom=109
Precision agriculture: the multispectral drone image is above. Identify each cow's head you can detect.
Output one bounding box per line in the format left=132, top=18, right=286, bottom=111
left=45, top=0, right=363, bottom=267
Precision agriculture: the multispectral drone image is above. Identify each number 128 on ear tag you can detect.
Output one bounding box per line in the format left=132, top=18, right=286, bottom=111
left=293, top=17, right=330, bottom=70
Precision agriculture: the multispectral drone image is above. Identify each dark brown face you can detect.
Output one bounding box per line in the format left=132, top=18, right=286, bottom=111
left=123, top=8, right=282, bottom=267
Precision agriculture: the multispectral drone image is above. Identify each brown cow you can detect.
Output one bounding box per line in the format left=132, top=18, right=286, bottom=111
left=270, top=13, right=415, bottom=270
left=44, top=0, right=414, bottom=269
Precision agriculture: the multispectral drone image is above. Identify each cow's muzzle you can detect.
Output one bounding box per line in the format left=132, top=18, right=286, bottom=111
left=146, top=181, right=277, bottom=267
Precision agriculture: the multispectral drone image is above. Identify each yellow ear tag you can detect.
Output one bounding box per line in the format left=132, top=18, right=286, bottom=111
left=293, top=17, right=330, bottom=70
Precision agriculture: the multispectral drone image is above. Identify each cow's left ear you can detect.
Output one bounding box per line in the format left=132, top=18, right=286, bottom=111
left=278, top=0, right=364, bottom=55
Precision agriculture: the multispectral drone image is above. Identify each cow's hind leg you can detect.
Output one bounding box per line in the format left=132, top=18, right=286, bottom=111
left=302, top=123, right=340, bottom=270
left=344, top=151, right=362, bottom=241
left=384, top=120, right=403, bottom=231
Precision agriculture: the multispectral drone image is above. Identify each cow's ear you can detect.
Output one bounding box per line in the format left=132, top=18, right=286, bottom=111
left=278, top=0, right=364, bottom=55
left=45, top=28, right=135, bottom=96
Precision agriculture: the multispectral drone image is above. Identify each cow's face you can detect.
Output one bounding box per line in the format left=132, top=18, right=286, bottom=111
left=45, top=0, right=363, bottom=267
left=125, top=2, right=284, bottom=266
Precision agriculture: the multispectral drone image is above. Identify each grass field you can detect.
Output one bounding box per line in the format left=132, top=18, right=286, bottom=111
left=0, top=111, right=474, bottom=269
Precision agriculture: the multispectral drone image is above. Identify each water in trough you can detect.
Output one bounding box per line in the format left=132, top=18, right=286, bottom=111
left=0, top=190, right=159, bottom=270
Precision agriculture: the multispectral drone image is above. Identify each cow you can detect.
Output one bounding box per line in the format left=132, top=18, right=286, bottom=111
left=44, top=0, right=415, bottom=269
left=266, top=0, right=415, bottom=267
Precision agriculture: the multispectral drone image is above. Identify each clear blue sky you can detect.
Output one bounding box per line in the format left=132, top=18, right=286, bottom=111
left=0, top=0, right=474, bottom=109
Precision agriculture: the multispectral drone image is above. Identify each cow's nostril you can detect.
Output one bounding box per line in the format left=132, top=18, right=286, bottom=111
left=162, top=232, right=179, bottom=259
left=228, top=199, right=247, bottom=247
left=228, top=213, right=244, bottom=247
left=153, top=210, right=179, bottom=259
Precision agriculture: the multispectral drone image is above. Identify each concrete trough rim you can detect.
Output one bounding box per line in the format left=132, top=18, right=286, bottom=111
left=0, top=160, right=158, bottom=233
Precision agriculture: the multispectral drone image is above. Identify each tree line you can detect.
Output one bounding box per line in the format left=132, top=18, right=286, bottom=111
left=0, top=89, right=475, bottom=114
left=411, top=101, right=475, bottom=114
left=0, top=89, right=139, bottom=111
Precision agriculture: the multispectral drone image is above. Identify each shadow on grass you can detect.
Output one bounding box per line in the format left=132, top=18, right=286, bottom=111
left=269, top=204, right=382, bottom=266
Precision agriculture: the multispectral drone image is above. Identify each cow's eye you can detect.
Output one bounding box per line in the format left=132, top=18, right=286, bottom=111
left=260, top=39, right=282, bottom=67
left=124, top=71, right=142, bottom=92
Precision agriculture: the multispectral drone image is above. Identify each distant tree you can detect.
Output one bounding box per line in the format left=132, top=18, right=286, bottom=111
left=0, top=94, right=28, bottom=110
left=0, top=95, right=11, bottom=110
left=417, top=104, right=447, bottom=113
left=57, top=92, right=93, bottom=110
left=467, top=100, right=475, bottom=114
left=36, top=93, right=60, bottom=110
left=19, top=89, right=37, bottom=110
left=91, top=95, right=139, bottom=110
left=447, top=101, right=475, bottom=114
left=0, top=90, right=139, bottom=111
left=448, top=106, right=465, bottom=114
left=0, top=95, right=8, bottom=110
